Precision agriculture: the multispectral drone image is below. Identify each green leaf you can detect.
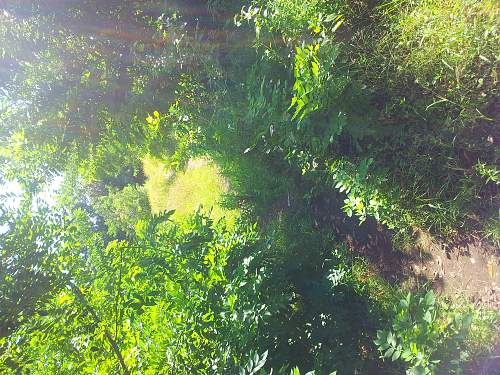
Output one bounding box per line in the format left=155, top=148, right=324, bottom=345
left=253, top=350, right=268, bottom=373
left=325, top=14, right=342, bottom=23
left=423, top=311, right=432, bottom=323
left=202, top=310, right=214, bottom=322
left=385, top=347, right=395, bottom=359
left=387, top=331, right=397, bottom=346
left=424, top=290, right=435, bottom=307
left=392, top=349, right=401, bottom=361
left=332, top=18, right=344, bottom=32
left=402, top=349, right=413, bottom=360
left=311, top=61, right=319, bottom=78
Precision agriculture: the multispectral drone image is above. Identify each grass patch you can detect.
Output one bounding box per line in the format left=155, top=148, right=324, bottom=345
left=143, top=155, right=171, bottom=213
left=374, top=0, right=499, bottom=121
left=143, top=155, right=238, bottom=223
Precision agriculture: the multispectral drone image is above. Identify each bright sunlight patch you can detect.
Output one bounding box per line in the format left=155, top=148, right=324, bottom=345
left=143, top=156, right=236, bottom=223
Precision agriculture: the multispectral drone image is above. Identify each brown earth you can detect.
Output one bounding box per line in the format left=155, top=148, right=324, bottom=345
left=309, top=190, right=500, bottom=309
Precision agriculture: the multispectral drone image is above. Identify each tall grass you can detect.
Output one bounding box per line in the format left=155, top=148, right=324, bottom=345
left=374, top=0, right=499, bottom=122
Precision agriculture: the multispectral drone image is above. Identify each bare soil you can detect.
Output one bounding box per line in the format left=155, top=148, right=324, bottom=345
left=309, top=190, right=500, bottom=309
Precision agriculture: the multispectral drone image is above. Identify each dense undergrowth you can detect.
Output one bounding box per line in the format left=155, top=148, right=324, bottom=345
left=0, top=0, right=499, bottom=374
left=239, top=0, right=499, bottom=242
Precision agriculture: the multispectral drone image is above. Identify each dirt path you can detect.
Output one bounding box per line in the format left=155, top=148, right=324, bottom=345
left=413, top=230, right=499, bottom=308
left=310, top=189, right=500, bottom=309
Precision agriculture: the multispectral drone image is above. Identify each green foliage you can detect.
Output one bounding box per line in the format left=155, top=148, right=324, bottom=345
left=93, top=184, right=151, bottom=235
left=0, top=1, right=209, bottom=185
left=254, top=214, right=395, bottom=374
left=375, top=291, right=473, bottom=374
left=0, top=1, right=498, bottom=375
left=130, top=212, right=273, bottom=373
left=340, top=0, right=499, bottom=237
left=0, top=207, right=274, bottom=374
left=0, top=207, right=59, bottom=339
left=238, top=351, right=337, bottom=375
left=238, top=0, right=347, bottom=42
left=289, top=43, right=322, bottom=120
left=239, top=350, right=269, bottom=375
left=474, top=162, right=500, bottom=185
left=0, top=202, right=396, bottom=374
left=326, top=157, right=415, bottom=240
left=483, top=212, right=500, bottom=247
left=238, top=0, right=499, bottom=242
left=289, top=43, right=345, bottom=122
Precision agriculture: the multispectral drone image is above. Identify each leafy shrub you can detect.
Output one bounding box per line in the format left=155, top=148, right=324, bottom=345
left=238, top=0, right=347, bottom=42
left=93, top=184, right=151, bottom=235
left=127, top=212, right=281, bottom=373
left=375, top=291, right=472, bottom=374
left=289, top=43, right=346, bottom=122
left=255, top=214, right=395, bottom=374
left=0, top=209, right=284, bottom=374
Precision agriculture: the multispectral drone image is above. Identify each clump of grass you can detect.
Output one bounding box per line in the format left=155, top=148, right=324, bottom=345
left=339, top=0, right=499, bottom=240
left=143, top=155, right=237, bottom=223
left=483, top=211, right=500, bottom=248
left=375, top=0, right=499, bottom=121
left=442, top=296, right=500, bottom=372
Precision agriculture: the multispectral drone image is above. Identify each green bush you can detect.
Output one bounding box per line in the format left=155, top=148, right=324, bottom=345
left=93, top=184, right=151, bottom=235
left=238, top=0, right=348, bottom=42
left=375, top=291, right=472, bottom=374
